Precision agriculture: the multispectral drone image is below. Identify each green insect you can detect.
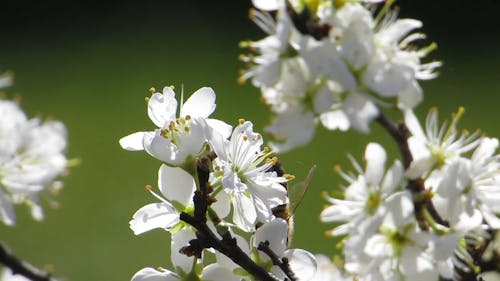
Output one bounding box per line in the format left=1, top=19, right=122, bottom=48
left=272, top=163, right=317, bottom=245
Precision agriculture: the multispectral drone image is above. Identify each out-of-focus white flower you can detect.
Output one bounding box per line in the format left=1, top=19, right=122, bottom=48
left=239, top=7, right=296, bottom=87
left=253, top=218, right=317, bottom=280
left=242, top=0, right=440, bottom=152
left=120, top=87, right=231, bottom=167
left=0, top=99, right=68, bottom=226
left=313, top=254, right=352, bottom=281
left=208, top=120, right=288, bottom=231
left=430, top=137, right=500, bottom=231
left=0, top=71, right=12, bottom=89
left=321, top=142, right=404, bottom=236
left=344, top=192, right=441, bottom=281
left=1, top=268, right=30, bottom=281
left=404, top=108, right=479, bottom=179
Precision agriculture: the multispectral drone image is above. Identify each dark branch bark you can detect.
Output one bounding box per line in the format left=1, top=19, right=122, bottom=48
left=257, top=241, right=296, bottom=281
left=0, top=241, right=58, bottom=281
left=375, top=111, right=449, bottom=229
left=179, top=158, right=279, bottom=281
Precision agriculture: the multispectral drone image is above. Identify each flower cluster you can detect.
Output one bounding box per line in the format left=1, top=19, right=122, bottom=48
left=120, top=1, right=499, bottom=281
left=121, top=86, right=319, bottom=280
left=0, top=98, right=68, bottom=226
left=240, top=0, right=440, bottom=152
left=320, top=109, right=500, bottom=280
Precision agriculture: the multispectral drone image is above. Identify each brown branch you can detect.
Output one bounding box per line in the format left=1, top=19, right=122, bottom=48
left=0, top=241, right=58, bottom=281
left=179, top=158, right=279, bottom=281
left=257, top=241, right=296, bottom=281
left=375, top=111, right=449, bottom=229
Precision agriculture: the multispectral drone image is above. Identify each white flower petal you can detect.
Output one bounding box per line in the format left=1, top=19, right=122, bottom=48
left=131, top=267, right=179, bottom=281
left=284, top=249, right=318, bottom=281
left=148, top=89, right=177, bottom=127
left=202, top=264, right=240, bottom=281
left=0, top=191, right=15, bottom=226
left=254, top=218, right=288, bottom=256
left=171, top=229, right=196, bottom=273
left=158, top=164, right=196, bottom=206
left=129, top=203, right=179, bottom=235
left=364, top=143, right=387, bottom=185
left=119, top=132, right=146, bottom=151
left=212, top=191, right=231, bottom=220
left=252, top=0, right=280, bottom=11
left=343, top=92, right=378, bottom=133
left=181, top=87, right=216, bottom=118
left=232, top=193, right=257, bottom=232
left=205, top=118, right=232, bottom=139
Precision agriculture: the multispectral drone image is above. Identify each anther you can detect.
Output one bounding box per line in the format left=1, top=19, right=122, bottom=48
left=283, top=174, right=295, bottom=180
left=160, top=129, right=169, bottom=137
left=145, top=185, right=152, bottom=191
left=238, top=118, right=246, bottom=125
left=185, top=115, right=191, bottom=120
left=333, top=165, right=342, bottom=173
left=148, top=87, right=156, bottom=94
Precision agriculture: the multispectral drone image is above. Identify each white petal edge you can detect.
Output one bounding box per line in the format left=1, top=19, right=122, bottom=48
left=120, top=132, right=146, bottom=151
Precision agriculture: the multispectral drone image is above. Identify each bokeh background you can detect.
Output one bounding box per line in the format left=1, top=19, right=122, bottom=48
left=1, top=0, right=499, bottom=280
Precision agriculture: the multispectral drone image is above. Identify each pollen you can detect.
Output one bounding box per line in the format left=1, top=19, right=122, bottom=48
left=145, top=185, right=152, bottom=191
left=160, top=129, right=169, bottom=137
left=185, top=126, right=190, bottom=133
left=169, top=121, right=176, bottom=130
left=243, top=135, right=249, bottom=141
left=333, top=164, right=342, bottom=173
left=148, top=87, right=156, bottom=94
left=267, top=156, right=278, bottom=164
left=321, top=191, right=329, bottom=199
left=324, top=230, right=334, bottom=237
left=283, top=173, right=295, bottom=180
left=144, top=97, right=150, bottom=103
left=237, top=76, right=246, bottom=85
left=238, top=118, right=246, bottom=125
left=248, top=8, right=255, bottom=19
left=215, top=166, right=221, bottom=172
left=263, top=146, right=270, bottom=153
left=185, top=115, right=191, bottom=120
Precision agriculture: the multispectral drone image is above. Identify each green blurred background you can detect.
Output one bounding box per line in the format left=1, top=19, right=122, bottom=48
left=1, top=0, right=499, bottom=280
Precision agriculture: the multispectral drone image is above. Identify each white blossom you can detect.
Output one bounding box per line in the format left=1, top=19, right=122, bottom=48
left=0, top=99, right=68, bottom=226
left=120, top=87, right=231, bottom=167
left=404, top=107, right=480, bottom=179
left=321, top=142, right=404, bottom=236
left=208, top=120, right=288, bottom=231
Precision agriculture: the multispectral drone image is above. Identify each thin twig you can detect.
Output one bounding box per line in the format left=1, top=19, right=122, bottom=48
left=0, top=241, right=58, bottom=281
left=257, top=241, right=296, bottom=281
